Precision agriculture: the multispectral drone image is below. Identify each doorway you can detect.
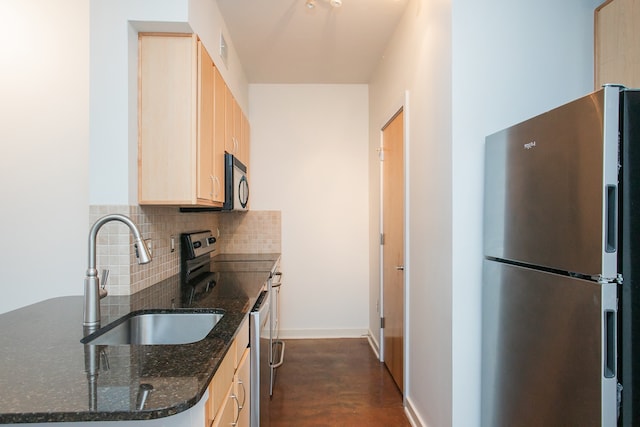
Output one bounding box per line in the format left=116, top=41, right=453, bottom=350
left=381, top=108, right=405, bottom=392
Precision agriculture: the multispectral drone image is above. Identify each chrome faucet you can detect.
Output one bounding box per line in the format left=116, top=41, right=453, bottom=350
left=83, top=214, right=152, bottom=332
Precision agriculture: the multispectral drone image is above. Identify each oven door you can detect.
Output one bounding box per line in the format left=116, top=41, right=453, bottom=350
left=250, top=289, right=270, bottom=427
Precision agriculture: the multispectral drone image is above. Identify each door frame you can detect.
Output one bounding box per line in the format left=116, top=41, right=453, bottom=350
left=378, top=91, right=409, bottom=399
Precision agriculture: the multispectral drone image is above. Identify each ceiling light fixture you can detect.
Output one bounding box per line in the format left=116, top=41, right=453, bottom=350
left=330, top=0, right=342, bottom=7
left=306, top=0, right=316, bottom=9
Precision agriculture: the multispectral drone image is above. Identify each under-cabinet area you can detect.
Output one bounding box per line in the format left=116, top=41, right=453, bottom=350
left=138, top=33, right=250, bottom=208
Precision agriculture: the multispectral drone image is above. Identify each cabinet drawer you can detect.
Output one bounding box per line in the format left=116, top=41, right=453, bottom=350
left=235, top=317, right=249, bottom=367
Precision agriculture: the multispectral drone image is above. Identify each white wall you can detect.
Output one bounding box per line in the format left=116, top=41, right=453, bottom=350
left=369, top=0, right=603, bottom=426
left=0, top=0, right=249, bottom=314
left=0, top=0, right=89, bottom=314
left=369, top=1, right=453, bottom=425
left=249, top=84, right=370, bottom=337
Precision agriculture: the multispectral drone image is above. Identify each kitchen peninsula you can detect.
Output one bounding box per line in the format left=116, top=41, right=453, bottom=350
left=0, top=254, right=279, bottom=425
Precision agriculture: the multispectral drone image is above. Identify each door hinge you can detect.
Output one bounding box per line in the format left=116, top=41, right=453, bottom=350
left=376, top=147, right=384, bottom=161
left=380, top=233, right=385, bottom=245
left=380, top=317, right=385, bottom=329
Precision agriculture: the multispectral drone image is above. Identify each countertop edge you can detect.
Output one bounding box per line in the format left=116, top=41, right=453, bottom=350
left=0, top=254, right=279, bottom=424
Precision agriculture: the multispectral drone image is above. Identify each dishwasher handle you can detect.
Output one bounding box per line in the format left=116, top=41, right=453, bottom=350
left=271, top=339, right=286, bottom=369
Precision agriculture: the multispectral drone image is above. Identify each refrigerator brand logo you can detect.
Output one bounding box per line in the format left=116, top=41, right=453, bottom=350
left=524, top=141, right=537, bottom=150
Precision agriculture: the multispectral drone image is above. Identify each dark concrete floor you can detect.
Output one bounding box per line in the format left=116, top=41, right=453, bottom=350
left=264, top=338, right=411, bottom=427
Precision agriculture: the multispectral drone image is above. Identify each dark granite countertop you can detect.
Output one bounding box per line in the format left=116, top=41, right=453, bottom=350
left=0, top=254, right=279, bottom=424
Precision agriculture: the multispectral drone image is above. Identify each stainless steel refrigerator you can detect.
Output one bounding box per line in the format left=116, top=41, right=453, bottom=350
left=482, top=85, right=640, bottom=427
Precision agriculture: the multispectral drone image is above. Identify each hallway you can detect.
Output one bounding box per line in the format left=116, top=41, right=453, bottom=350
left=265, top=338, right=411, bottom=426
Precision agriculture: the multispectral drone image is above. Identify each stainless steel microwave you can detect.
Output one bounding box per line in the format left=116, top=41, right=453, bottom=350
left=223, top=153, right=249, bottom=211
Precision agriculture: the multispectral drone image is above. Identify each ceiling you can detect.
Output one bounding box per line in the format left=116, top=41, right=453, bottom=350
left=216, top=0, right=409, bottom=84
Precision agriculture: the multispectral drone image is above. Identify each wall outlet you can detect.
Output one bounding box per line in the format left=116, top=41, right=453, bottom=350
left=145, top=239, right=152, bottom=257
left=170, top=235, right=176, bottom=253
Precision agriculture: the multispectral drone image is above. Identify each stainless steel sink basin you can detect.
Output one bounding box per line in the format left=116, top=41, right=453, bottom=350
left=81, top=310, right=224, bottom=345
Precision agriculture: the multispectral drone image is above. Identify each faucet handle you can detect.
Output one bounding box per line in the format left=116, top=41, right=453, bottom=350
left=99, top=269, right=109, bottom=299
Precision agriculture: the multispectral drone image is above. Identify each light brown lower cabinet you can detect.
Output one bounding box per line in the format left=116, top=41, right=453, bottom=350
left=234, top=349, right=251, bottom=427
left=206, top=318, right=250, bottom=427
left=211, top=382, right=235, bottom=427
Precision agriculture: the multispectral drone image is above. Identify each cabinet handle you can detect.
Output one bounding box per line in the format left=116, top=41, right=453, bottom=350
left=237, top=379, right=246, bottom=409
left=230, top=394, right=240, bottom=426
left=209, top=175, right=215, bottom=197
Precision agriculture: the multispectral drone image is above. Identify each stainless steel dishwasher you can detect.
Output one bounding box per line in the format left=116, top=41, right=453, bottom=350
left=250, top=287, right=270, bottom=427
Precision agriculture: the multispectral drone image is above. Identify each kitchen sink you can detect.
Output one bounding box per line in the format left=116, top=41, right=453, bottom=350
left=81, top=310, right=224, bottom=345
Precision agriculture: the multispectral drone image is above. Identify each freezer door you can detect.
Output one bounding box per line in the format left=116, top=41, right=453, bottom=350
left=481, top=260, right=617, bottom=427
left=618, top=89, right=640, bottom=427
left=484, top=87, right=619, bottom=278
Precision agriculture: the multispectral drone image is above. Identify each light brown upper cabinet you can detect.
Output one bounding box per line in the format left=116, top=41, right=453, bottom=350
left=595, top=0, right=640, bottom=89
left=224, top=85, right=238, bottom=160
left=224, top=85, right=250, bottom=167
left=213, top=66, right=227, bottom=202
left=241, top=110, right=251, bottom=170
left=138, top=33, right=225, bottom=206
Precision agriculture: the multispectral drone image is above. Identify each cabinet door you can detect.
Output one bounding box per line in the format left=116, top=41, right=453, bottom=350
left=196, top=41, right=215, bottom=205
left=138, top=34, right=197, bottom=205
left=233, top=98, right=243, bottom=162
left=224, top=84, right=237, bottom=156
left=206, top=343, right=236, bottom=426
left=222, top=83, right=250, bottom=168
left=235, top=348, right=251, bottom=427
left=240, top=110, right=250, bottom=169
left=211, top=383, right=235, bottom=427
left=212, top=66, right=226, bottom=203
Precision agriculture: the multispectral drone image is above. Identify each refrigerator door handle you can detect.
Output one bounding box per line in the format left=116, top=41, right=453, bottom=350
left=605, top=185, right=618, bottom=253
left=601, top=282, right=618, bottom=426
left=604, top=309, right=616, bottom=378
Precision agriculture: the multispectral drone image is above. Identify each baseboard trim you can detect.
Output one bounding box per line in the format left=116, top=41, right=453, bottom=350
left=278, top=328, right=368, bottom=339
left=366, top=329, right=380, bottom=359
left=405, top=395, right=425, bottom=427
